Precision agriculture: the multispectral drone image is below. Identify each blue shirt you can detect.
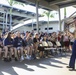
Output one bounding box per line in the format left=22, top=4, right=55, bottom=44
left=4, top=38, right=13, bottom=46
left=13, top=37, right=23, bottom=47
left=0, top=37, right=3, bottom=47
left=0, top=38, right=3, bottom=42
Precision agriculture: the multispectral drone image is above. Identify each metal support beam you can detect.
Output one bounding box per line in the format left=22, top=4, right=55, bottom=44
left=3, top=13, right=5, bottom=31
left=5, top=12, right=8, bottom=28
left=49, top=0, right=68, bottom=5
left=0, top=22, right=10, bottom=25
left=58, top=8, right=61, bottom=31
left=36, top=0, right=39, bottom=33
left=32, top=19, right=34, bottom=30
left=9, top=14, right=12, bottom=31
left=59, top=0, right=76, bottom=8
left=0, top=10, right=36, bottom=19
left=0, top=18, right=28, bottom=26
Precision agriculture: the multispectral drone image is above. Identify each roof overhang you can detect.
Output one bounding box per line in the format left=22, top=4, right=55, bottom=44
left=15, top=0, right=76, bottom=11
left=15, top=0, right=59, bottom=11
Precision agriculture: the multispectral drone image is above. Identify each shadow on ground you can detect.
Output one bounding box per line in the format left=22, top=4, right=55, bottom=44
left=0, top=53, right=70, bottom=75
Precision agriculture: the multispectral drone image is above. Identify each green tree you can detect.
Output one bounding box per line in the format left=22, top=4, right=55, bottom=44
left=42, top=10, right=54, bottom=33
left=7, top=0, right=25, bottom=30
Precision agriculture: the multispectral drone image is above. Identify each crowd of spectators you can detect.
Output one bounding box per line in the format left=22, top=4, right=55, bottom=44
left=0, top=30, right=75, bottom=62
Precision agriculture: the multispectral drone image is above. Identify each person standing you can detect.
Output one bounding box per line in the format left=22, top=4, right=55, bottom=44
left=67, top=29, right=76, bottom=71
left=0, top=33, right=3, bottom=58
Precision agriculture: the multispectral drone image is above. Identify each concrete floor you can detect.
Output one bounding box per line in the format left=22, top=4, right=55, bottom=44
left=0, top=53, right=76, bottom=75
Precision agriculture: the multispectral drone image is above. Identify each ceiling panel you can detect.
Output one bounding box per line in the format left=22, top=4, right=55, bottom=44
left=15, top=0, right=76, bottom=8
left=44, top=0, right=56, bottom=2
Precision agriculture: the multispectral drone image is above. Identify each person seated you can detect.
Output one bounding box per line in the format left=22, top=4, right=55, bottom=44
left=33, top=33, right=39, bottom=58
left=13, top=32, right=24, bottom=61
left=0, top=34, right=3, bottom=58
left=25, top=32, right=33, bottom=60
left=4, top=32, right=13, bottom=62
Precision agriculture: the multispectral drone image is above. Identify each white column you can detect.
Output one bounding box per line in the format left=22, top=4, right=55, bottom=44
left=32, top=19, right=34, bottom=30
left=10, top=14, right=12, bottom=31
left=58, top=8, right=61, bottom=31
left=36, top=0, right=39, bottom=33
left=3, top=13, right=5, bottom=31
left=5, top=12, right=8, bottom=28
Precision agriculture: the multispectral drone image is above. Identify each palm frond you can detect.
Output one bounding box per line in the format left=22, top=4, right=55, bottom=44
left=10, top=8, right=13, bottom=13
left=7, top=0, right=10, bottom=4
left=7, top=0, right=25, bottom=6
left=18, top=2, right=25, bottom=7
left=50, top=14, right=54, bottom=18
left=13, top=1, right=25, bottom=6
left=42, top=11, right=49, bottom=17
left=42, top=11, right=54, bottom=18
left=41, top=14, right=44, bottom=17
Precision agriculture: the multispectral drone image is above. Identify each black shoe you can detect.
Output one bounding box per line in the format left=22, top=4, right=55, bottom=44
left=4, top=58, right=8, bottom=62
left=69, top=68, right=76, bottom=71
left=15, top=57, right=18, bottom=61
left=32, top=54, right=36, bottom=59
left=9, top=58, right=12, bottom=62
left=66, top=66, right=71, bottom=68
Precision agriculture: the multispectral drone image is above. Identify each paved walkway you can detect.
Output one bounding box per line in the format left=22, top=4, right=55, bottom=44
left=0, top=53, right=76, bottom=75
